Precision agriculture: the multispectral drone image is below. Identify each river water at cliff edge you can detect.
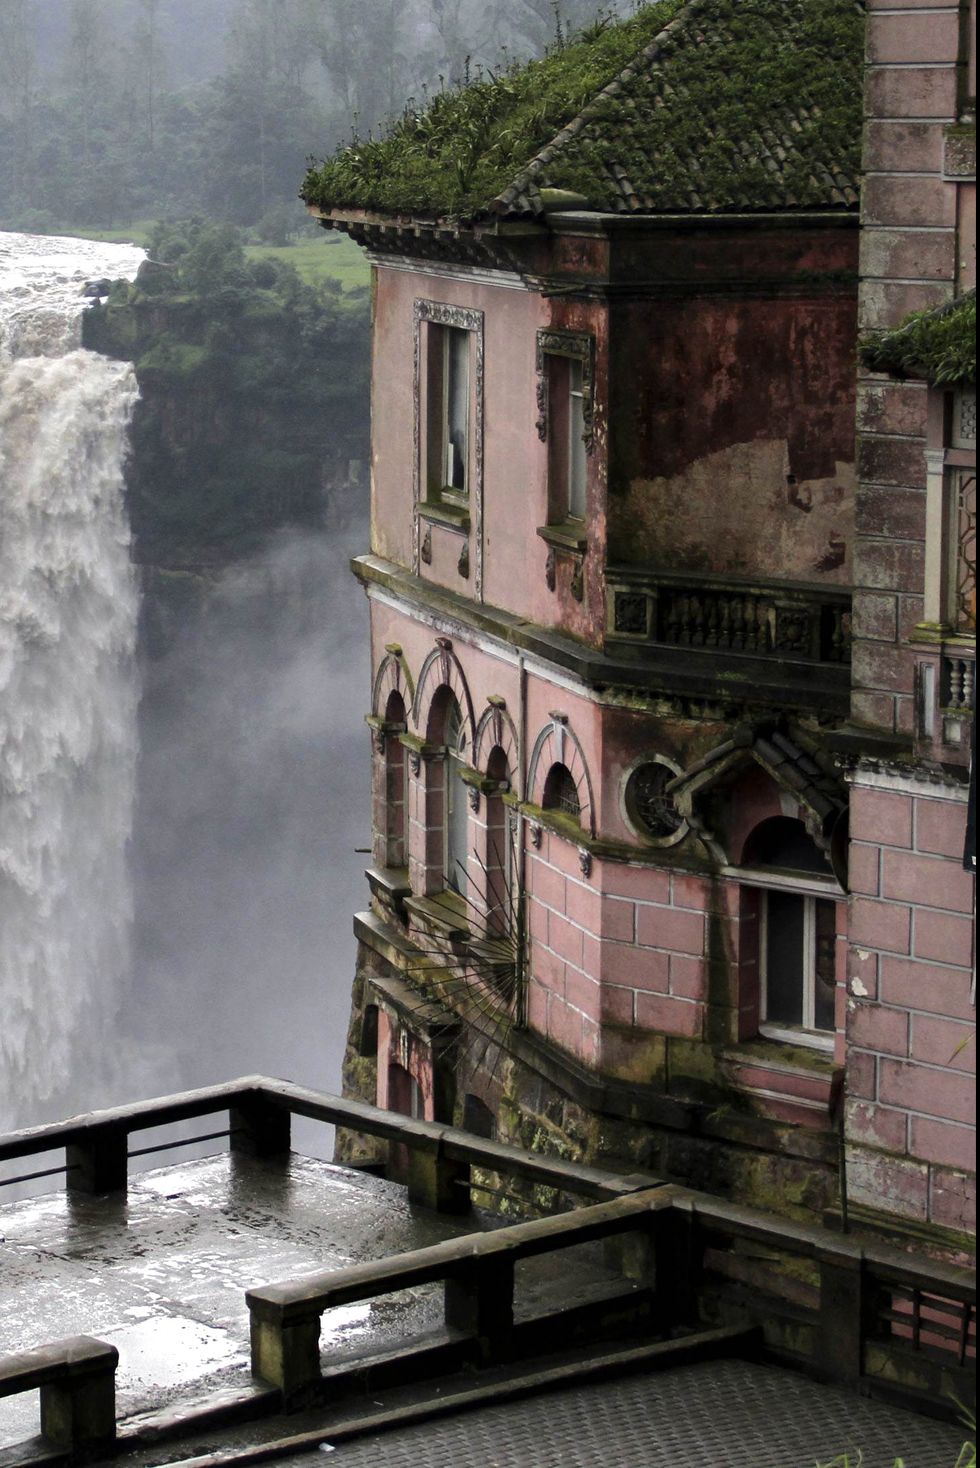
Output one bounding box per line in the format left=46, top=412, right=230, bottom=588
left=0, top=232, right=367, bottom=1141
left=0, top=232, right=145, bottom=1131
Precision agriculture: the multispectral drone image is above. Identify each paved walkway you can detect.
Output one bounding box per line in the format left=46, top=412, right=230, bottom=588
left=291, top=1359, right=967, bottom=1468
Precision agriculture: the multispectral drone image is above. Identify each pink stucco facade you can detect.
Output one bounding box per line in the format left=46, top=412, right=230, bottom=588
left=339, top=0, right=975, bottom=1255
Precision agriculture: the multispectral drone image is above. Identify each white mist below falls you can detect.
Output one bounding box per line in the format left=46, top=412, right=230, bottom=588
left=0, top=232, right=145, bottom=1131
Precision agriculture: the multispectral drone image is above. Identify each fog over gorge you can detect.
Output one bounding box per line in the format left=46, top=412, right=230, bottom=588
left=0, top=0, right=628, bottom=1142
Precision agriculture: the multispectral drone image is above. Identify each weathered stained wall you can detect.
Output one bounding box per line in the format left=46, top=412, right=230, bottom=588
left=605, top=224, right=859, bottom=585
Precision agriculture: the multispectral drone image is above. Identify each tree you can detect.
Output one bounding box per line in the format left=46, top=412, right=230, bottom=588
left=0, top=0, right=38, bottom=199
left=132, top=0, right=166, bottom=151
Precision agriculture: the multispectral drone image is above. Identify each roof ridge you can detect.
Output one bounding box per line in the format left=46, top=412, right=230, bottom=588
left=489, top=0, right=708, bottom=216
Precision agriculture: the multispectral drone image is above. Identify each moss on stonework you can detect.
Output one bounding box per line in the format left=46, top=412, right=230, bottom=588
left=860, top=291, right=977, bottom=386
left=302, top=0, right=864, bottom=222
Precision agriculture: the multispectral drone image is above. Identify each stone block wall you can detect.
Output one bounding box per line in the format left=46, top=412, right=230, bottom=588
left=845, top=770, right=975, bottom=1234
left=525, top=829, right=709, bottom=1071
left=852, top=0, right=970, bottom=735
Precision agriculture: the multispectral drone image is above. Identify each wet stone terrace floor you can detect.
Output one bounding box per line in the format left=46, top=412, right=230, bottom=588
left=3, top=1151, right=594, bottom=1446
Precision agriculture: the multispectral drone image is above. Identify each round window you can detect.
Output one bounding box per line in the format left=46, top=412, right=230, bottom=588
left=623, top=758, right=686, bottom=844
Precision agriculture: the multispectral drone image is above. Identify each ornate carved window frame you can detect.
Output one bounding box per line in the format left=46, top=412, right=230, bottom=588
left=535, top=329, right=595, bottom=452
left=413, top=300, right=485, bottom=600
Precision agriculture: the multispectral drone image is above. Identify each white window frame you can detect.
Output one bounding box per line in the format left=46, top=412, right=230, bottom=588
left=724, top=865, right=841, bottom=1054
left=758, top=888, right=836, bottom=1053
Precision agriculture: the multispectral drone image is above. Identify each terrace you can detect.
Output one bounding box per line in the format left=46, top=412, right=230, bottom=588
left=1, top=1078, right=974, bottom=1468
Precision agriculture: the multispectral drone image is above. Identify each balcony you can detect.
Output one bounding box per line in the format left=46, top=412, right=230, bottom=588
left=606, top=569, right=851, bottom=663
left=604, top=567, right=852, bottom=714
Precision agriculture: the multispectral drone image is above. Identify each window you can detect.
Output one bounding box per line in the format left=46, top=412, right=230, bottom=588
left=542, top=762, right=581, bottom=819
left=623, top=757, right=685, bottom=845
left=462, top=1093, right=496, bottom=1140
left=543, top=354, right=589, bottom=524
left=741, top=816, right=840, bottom=1052
left=760, top=890, right=836, bottom=1041
left=383, top=690, right=407, bottom=869
left=427, top=324, right=470, bottom=501
left=445, top=698, right=469, bottom=895
left=536, top=330, right=593, bottom=529
left=567, top=359, right=587, bottom=520
left=484, top=746, right=512, bottom=936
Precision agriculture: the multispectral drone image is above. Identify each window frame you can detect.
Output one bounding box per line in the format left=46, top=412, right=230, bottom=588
left=431, top=322, right=471, bottom=503
left=724, top=862, right=842, bottom=1053
left=444, top=699, right=469, bottom=896
left=535, top=329, right=595, bottom=529
left=758, top=888, right=837, bottom=1052
left=413, top=299, right=485, bottom=597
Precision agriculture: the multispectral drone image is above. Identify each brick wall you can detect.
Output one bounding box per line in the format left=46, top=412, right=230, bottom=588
left=852, top=0, right=966, bottom=733
left=846, top=772, right=975, bottom=1233
left=525, top=830, right=709, bottom=1069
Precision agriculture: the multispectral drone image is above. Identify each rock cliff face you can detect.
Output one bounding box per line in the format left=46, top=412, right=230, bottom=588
left=82, top=261, right=370, bottom=577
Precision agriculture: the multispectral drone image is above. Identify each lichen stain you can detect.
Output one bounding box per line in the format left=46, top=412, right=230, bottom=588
left=620, top=441, right=854, bottom=583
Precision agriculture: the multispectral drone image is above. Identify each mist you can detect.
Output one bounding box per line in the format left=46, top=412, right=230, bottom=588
left=123, top=521, right=368, bottom=1127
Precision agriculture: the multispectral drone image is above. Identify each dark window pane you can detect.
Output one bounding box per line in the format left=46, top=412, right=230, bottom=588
left=765, top=890, right=805, bottom=1026
left=813, top=898, right=837, bottom=1031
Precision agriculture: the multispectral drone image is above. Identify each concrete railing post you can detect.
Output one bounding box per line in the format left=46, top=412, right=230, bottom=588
left=406, top=1141, right=470, bottom=1214
left=816, top=1242, right=866, bottom=1383
left=231, top=1094, right=291, bottom=1159
left=66, top=1124, right=128, bottom=1195
left=247, top=1299, right=320, bottom=1397
left=38, top=1339, right=119, bottom=1452
left=649, top=1205, right=698, bottom=1330
left=444, top=1256, right=515, bottom=1359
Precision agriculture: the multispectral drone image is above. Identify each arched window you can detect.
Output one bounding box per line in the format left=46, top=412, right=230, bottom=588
left=542, top=762, right=581, bottom=819
left=383, top=690, right=407, bottom=868
left=462, top=1093, right=496, bottom=1140
left=484, top=745, right=511, bottom=935
left=427, top=687, right=469, bottom=896
left=743, top=818, right=837, bottom=1043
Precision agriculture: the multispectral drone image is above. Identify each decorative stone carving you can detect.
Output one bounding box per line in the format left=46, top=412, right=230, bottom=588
left=614, top=592, right=649, bottom=636
left=577, top=848, right=593, bottom=879
left=467, top=786, right=480, bottom=813
left=457, top=540, right=470, bottom=579
left=420, top=526, right=432, bottom=564
left=544, top=545, right=556, bottom=592
left=529, top=822, right=543, bottom=849
left=535, top=330, right=596, bottom=452
left=624, top=760, right=685, bottom=842
left=570, top=558, right=584, bottom=603
left=409, top=751, right=422, bottom=776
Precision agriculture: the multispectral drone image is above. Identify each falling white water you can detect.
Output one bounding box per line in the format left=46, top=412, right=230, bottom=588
left=0, top=231, right=145, bottom=1131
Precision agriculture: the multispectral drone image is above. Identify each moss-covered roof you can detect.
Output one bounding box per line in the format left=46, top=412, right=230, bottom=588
left=302, top=0, right=865, bottom=224
left=860, top=292, right=977, bottom=386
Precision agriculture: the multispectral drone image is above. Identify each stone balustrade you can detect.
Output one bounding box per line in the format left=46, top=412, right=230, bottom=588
left=0, top=1337, right=118, bottom=1454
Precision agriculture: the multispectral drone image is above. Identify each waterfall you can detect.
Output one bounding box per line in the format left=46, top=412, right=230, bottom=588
left=0, top=232, right=145, bottom=1131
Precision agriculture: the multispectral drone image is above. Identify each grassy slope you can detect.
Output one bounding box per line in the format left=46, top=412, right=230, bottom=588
left=39, top=222, right=370, bottom=291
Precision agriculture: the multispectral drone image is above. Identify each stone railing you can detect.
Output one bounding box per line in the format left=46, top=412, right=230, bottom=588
left=0, top=1076, right=654, bottom=1212
left=943, top=645, right=976, bottom=713
left=917, top=639, right=975, bottom=753
left=2, top=1080, right=975, bottom=1452
left=0, top=1337, right=118, bottom=1456
left=606, top=568, right=852, bottom=664
left=247, top=1180, right=976, bottom=1411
